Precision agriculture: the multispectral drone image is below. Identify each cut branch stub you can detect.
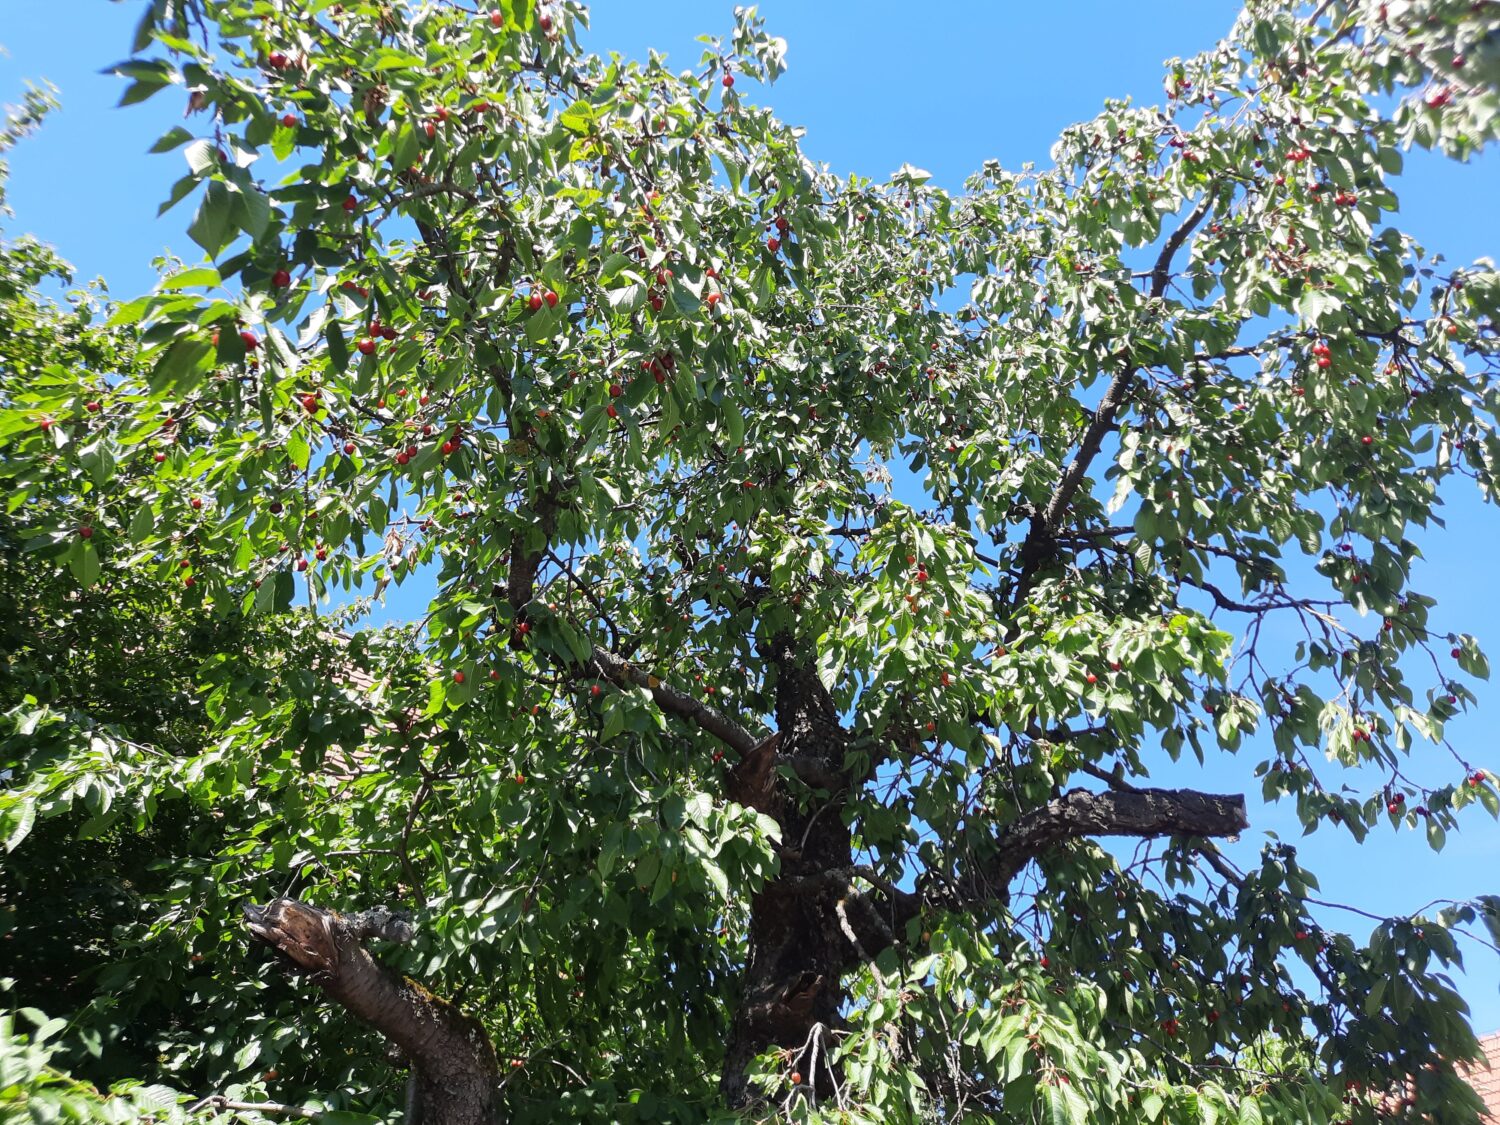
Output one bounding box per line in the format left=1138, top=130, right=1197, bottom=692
left=964, top=787, right=1248, bottom=898
left=244, top=898, right=498, bottom=1125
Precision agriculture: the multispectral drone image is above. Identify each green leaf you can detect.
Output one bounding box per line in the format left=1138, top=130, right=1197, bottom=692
left=159, top=266, right=221, bottom=291
left=187, top=181, right=235, bottom=257
left=3, top=800, right=36, bottom=852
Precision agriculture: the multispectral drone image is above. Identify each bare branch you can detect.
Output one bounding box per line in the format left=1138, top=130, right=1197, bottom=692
left=960, top=787, right=1247, bottom=897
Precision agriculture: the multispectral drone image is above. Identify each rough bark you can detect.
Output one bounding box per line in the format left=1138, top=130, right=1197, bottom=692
left=957, top=787, right=1248, bottom=901
left=719, top=634, right=856, bottom=1108
left=243, top=898, right=499, bottom=1125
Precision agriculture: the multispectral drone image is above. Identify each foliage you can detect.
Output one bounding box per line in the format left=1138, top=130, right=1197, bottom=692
left=1, top=0, right=1498, bottom=1121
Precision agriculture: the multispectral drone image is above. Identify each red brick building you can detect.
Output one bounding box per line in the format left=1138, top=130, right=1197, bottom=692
left=1463, top=1032, right=1500, bottom=1119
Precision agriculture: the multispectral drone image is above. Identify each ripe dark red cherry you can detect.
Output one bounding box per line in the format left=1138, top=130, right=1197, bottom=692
left=280, top=113, right=298, bottom=128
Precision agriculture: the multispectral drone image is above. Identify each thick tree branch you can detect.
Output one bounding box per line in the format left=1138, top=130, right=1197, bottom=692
left=243, top=899, right=498, bottom=1125
left=959, top=786, right=1247, bottom=899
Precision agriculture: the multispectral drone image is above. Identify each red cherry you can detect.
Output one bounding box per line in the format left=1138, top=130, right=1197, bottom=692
left=775, top=215, right=789, bottom=234
left=441, top=441, right=455, bottom=455
left=539, top=14, right=553, bottom=31
left=424, top=121, right=436, bottom=139
left=649, top=295, right=664, bottom=312
left=606, top=404, right=618, bottom=419
left=489, top=11, right=504, bottom=26
left=343, top=441, right=356, bottom=454
left=722, top=74, right=734, bottom=88
left=280, top=113, right=298, bottom=128
left=183, top=576, right=196, bottom=588
left=357, top=338, right=377, bottom=355
left=1361, top=435, right=1373, bottom=446
left=1452, top=647, right=1463, bottom=658
left=789, top=1072, right=802, bottom=1086
left=78, top=525, right=94, bottom=540
left=527, top=292, right=543, bottom=312
left=153, top=450, right=167, bottom=463
left=301, top=394, right=319, bottom=414
left=85, top=401, right=101, bottom=413
left=395, top=451, right=410, bottom=466
left=489, top=669, right=500, bottom=681
left=240, top=330, right=260, bottom=349
left=590, top=685, right=602, bottom=697
left=272, top=269, right=291, bottom=289
left=342, top=194, right=358, bottom=213
left=296, top=557, right=309, bottom=572
left=609, top=383, right=623, bottom=398
left=545, top=289, right=559, bottom=307
left=766, top=237, right=780, bottom=253
left=267, top=51, right=289, bottom=69
left=1086, top=673, right=1098, bottom=684
left=705, top=292, right=721, bottom=307
left=381, top=325, right=398, bottom=340
left=190, top=497, right=203, bottom=510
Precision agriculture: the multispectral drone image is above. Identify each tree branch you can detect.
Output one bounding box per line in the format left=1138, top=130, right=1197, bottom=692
left=590, top=647, right=763, bottom=757
left=186, top=1097, right=318, bottom=1119
left=242, top=899, right=498, bottom=1125
left=1015, top=192, right=1215, bottom=590
left=959, top=786, right=1247, bottom=899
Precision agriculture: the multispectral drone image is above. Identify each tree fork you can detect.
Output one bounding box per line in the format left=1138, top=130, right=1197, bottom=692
left=243, top=899, right=499, bottom=1125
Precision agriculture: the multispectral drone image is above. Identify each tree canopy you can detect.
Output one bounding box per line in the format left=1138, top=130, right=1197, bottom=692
left=2, top=0, right=1500, bottom=1122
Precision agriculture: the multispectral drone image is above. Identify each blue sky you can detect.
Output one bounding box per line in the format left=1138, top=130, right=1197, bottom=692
left=4, top=0, right=1500, bottom=1032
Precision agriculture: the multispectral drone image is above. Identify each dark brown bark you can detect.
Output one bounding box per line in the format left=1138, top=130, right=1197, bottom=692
left=719, top=634, right=857, bottom=1108
left=243, top=898, right=499, bottom=1125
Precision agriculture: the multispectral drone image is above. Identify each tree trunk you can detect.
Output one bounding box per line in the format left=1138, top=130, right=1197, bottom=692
left=720, top=636, right=860, bottom=1108
left=243, top=898, right=499, bottom=1125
